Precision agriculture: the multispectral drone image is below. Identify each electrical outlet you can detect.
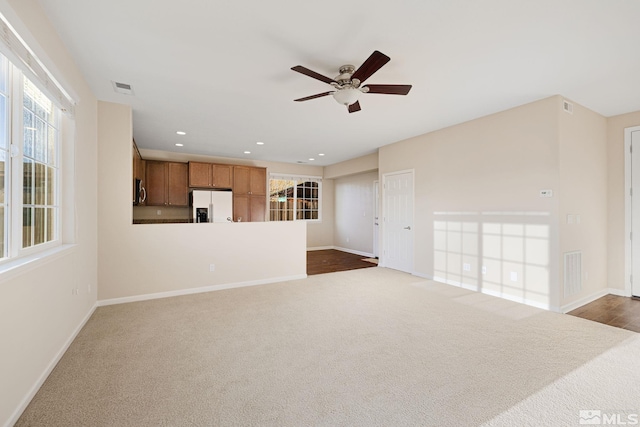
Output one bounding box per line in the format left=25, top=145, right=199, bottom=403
left=463, top=263, right=471, bottom=272
left=510, top=272, right=518, bottom=282
left=209, top=264, right=215, bottom=272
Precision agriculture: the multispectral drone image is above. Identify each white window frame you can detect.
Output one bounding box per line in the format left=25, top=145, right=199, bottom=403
left=0, top=53, right=61, bottom=263
left=269, top=173, right=322, bottom=222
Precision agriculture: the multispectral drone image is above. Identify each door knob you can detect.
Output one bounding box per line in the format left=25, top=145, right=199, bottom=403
left=404, top=226, right=411, bottom=230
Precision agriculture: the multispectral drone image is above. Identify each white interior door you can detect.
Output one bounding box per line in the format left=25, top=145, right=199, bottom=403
left=631, top=129, right=640, bottom=297
left=383, top=171, right=414, bottom=273
left=373, top=181, right=379, bottom=258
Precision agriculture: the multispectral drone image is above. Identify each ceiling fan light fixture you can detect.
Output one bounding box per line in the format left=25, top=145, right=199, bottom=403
left=332, top=87, right=361, bottom=106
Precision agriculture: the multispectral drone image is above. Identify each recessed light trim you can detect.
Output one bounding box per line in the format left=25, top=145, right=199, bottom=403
left=175, top=143, right=184, bottom=147
left=256, top=141, right=264, bottom=145
left=308, top=158, right=315, bottom=161
left=176, top=131, right=186, bottom=135
left=244, top=151, right=251, bottom=154
left=318, top=153, right=325, bottom=156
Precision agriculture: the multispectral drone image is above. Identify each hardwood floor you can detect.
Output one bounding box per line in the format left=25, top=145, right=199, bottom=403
left=568, top=294, right=640, bottom=333
left=307, top=249, right=377, bottom=275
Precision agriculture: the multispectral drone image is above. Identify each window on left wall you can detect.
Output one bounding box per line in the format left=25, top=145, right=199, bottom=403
left=0, top=52, right=61, bottom=261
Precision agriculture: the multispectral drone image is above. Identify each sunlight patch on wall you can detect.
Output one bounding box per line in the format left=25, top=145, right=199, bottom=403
left=433, top=212, right=551, bottom=309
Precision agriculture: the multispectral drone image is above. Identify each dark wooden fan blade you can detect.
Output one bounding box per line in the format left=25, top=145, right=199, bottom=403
left=291, top=66, right=336, bottom=85
left=351, top=51, right=390, bottom=84
left=294, top=91, right=333, bottom=102
left=364, top=84, right=412, bottom=95
left=348, top=101, right=361, bottom=113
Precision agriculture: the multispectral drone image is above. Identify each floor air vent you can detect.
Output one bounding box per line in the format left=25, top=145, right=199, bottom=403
left=564, top=251, right=582, bottom=297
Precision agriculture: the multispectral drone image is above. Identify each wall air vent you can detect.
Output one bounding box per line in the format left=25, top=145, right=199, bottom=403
left=112, top=81, right=134, bottom=95
left=564, top=251, right=582, bottom=297
left=563, top=100, right=573, bottom=114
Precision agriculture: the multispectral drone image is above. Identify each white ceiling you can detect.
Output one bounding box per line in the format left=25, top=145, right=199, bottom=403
left=36, top=0, right=640, bottom=166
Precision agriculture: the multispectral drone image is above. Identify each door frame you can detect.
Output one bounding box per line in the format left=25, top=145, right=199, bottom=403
left=373, top=180, right=379, bottom=258
left=380, top=169, right=415, bottom=273
left=625, top=126, right=640, bottom=297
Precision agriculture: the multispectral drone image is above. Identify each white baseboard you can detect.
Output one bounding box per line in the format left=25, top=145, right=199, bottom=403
left=307, top=246, right=375, bottom=258
left=431, top=276, right=552, bottom=311
left=608, top=287, right=631, bottom=297
left=97, top=274, right=308, bottom=307
left=412, top=271, right=433, bottom=280
left=332, top=246, right=375, bottom=258
left=560, top=287, right=634, bottom=313
left=6, top=303, right=97, bottom=427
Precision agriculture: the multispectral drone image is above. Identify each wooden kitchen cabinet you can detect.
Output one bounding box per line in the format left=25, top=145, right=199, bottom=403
left=145, top=161, right=167, bottom=206
left=233, top=166, right=266, bottom=195
left=145, top=161, right=188, bottom=207
left=233, top=166, right=266, bottom=221
left=132, top=140, right=146, bottom=205
left=188, top=162, right=232, bottom=188
left=232, top=194, right=266, bottom=223
left=168, top=162, right=188, bottom=206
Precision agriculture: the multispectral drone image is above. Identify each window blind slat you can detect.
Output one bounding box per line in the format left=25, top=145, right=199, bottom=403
left=269, top=173, right=322, bottom=183
left=0, top=14, right=75, bottom=117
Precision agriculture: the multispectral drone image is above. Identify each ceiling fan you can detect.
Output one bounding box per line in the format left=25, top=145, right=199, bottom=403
left=291, top=50, right=412, bottom=113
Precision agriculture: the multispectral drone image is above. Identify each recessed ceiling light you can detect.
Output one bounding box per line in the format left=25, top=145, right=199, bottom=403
left=308, top=158, right=315, bottom=161
left=175, top=143, right=184, bottom=147
left=244, top=151, right=251, bottom=154
left=318, top=153, right=325, bottom=156
left=256, top=141, right=264, bottom=145
left=176, top=131, right=186, bottom=135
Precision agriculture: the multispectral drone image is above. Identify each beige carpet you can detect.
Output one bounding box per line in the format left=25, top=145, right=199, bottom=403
left=16, top=268, right=640, bottom=426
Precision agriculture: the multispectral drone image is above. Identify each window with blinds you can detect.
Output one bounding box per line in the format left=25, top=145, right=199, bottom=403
left=269, top=174, right=321, bottom=221
left=0, top=11, right=73, bottom=262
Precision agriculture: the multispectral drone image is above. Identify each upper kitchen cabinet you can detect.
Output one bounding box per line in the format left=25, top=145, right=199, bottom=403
left=233, top=166, right=266, bottom=196
left=168, top=162, right=189, bottom=206
left=188, top=162, right=232, bottom=189
left=146, top=161, right=189, bottom=207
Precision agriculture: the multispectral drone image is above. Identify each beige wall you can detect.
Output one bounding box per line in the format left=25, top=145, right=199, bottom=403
left=606, top=111, right=640, bottom=292
left=334, top=171, right=378, bottom=255
left=379, top=96, right=562, bottom=309
left=98, top=102, right=307, bottom=302
left=558, top=99, right=608, bottom=306
left=324, top=152, right=378, bottom=179
left=0, top=1, right=98, bottom=425
left=138, top=149, right=334, bottom=249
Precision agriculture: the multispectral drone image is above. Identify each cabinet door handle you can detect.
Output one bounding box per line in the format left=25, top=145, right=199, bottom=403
left=140, top=187, right=147, bottom=203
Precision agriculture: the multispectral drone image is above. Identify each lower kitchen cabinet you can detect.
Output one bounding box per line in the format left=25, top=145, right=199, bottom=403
left=233, top=194, right=266, bottom=222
